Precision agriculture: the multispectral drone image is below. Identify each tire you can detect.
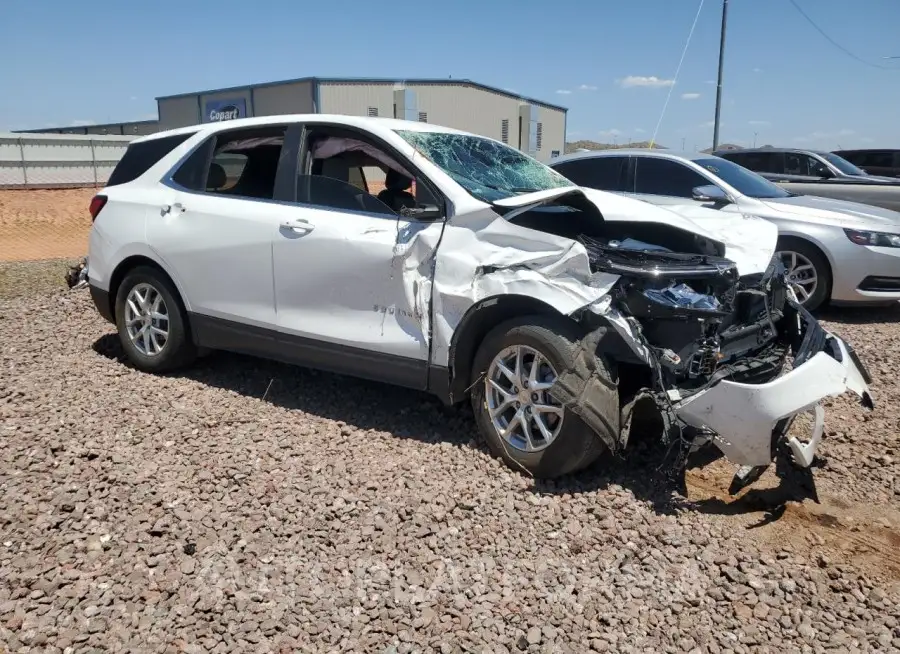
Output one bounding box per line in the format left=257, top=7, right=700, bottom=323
left=469, top=315, right=615, bottom=479
left=114, top=265, right=196, bottom=373
left=776, top=238, right=831, bottom=312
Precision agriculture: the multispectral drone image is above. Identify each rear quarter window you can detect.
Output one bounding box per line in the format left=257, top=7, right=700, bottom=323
left=106, top=132, right=196, bottom=186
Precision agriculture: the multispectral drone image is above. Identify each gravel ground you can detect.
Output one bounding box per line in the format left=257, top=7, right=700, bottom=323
left=2, top=280, right=900, bottom=653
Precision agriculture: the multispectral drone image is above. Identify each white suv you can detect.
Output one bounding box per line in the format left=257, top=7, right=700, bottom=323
left=85, top=115, right=873, bottom=487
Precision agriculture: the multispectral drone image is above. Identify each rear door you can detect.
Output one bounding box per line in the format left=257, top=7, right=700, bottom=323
left=148, top=123, right=295, bottom=329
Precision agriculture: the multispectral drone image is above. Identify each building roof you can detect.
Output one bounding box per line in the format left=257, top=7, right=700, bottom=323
left=156, top=76, right=568, bottom=112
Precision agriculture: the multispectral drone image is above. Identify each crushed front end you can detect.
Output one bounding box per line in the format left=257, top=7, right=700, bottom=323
left=578, top=235, right=875, bottom=484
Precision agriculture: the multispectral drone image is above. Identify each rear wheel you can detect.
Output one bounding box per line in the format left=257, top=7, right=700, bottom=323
left=776, top=238, right=831, bottom=311
left=114, top=266, right=196, bottom=373
left=469, top=315, right=614, bottom=479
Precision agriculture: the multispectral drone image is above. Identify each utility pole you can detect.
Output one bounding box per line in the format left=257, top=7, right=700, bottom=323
left=712, top=0, right=729, bottom=150
left=753, top=132, right=758, bottom=147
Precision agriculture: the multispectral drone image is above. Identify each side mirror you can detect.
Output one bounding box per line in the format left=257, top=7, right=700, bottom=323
left=400, top=204, right=443, bottom=220
left=691, top=184, right=731, bottom=204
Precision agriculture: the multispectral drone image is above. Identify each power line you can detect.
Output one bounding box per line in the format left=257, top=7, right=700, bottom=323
left=786, top=0, right=900, bottom=70
left=649, top=0, right=706, bottom=148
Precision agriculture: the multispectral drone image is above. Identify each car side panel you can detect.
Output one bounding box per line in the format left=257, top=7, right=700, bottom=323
left=770, top=181, right=900, bottom=213
left=145, top=189, right=280, bottom=328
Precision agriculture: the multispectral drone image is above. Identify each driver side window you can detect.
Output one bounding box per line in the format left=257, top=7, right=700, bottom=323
left=297, top=128, right=439, bottom=217
left=633, top=157, right=710, bottom=198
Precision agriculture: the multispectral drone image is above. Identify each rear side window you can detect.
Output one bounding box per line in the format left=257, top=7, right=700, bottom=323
left=171, top=125, right=288, bottom=200
left=552, top=157, right=626, bottom=191
left=106, top=133, right=195, bottom=186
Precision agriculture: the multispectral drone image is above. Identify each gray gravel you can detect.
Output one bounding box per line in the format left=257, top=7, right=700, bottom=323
left=2, top=288, right=900, bottom=653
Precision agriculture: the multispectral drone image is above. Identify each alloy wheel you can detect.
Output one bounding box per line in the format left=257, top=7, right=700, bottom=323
left=777, top=250, right=818, bottom=305
left=485, top=345, right=564, bottom=453
left=124, top=283, right=170, bottom=356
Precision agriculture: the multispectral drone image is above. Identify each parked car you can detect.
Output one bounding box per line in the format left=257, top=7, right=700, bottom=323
left=83, top=115, right=872, bottom=487
left=833, top=149, right=900, bottom=179
left=713, top=147, right=900, bottom=212
left=550, top=148, right=900, bottom=311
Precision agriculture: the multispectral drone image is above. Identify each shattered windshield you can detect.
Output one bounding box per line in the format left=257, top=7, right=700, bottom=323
left=395, top=130, right=574, bottom=203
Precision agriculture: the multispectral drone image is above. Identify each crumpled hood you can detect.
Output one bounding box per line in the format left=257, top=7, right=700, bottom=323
left=572, top=188, right=778, bottom=275
left=760, top=194, right=900, bottom=228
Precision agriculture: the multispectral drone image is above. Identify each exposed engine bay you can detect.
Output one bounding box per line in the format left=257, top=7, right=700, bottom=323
left=504, top=202, right=873, bottom=488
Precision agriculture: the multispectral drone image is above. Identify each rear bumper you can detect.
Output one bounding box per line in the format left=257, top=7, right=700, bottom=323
left=673, top=309, right=873, bottom=468
left=89, top=284, right=114, bottom=325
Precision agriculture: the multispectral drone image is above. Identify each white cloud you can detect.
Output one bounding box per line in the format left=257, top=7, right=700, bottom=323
left=598, top=129, right=622, bottom=139
left=618, top=75, right=675, bottom=89
left=753, top=67, right=763, bottom=73
left=681, top=92, right=701, bottom=100
left=70, top=120, right=94, bottom=127
left=705, top=80, right=716, bottom=85
left=556, top=89, right=572, bottom=95
left=578, top=84, right=598, bottom=91
left=748, top=120, right=771, bottom=126
left=129, top=95, right=138, bottom=101
left=634, top=128, right=646, bottom=133
left=860, top=137, right=875, bottom=143
left=700, top=120, right=716, bottom=128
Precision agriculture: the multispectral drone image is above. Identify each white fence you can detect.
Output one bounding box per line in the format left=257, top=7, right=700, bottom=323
left=0, top=132, right=136, bottom=189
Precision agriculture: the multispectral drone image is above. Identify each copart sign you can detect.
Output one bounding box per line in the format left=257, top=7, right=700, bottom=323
left=203, top=98, right=247, bottom=123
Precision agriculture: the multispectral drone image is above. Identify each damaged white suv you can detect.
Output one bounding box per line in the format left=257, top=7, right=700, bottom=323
left=85, top=115, right=874, bottom=487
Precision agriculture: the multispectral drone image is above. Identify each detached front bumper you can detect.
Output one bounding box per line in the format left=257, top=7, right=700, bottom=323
left=673, top=310, right=874, bottom=469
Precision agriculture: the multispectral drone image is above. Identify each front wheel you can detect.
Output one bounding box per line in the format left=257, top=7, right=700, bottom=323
left=469, top=315, right=615, bottom=479
left=776, top=239, right=831, bottom=311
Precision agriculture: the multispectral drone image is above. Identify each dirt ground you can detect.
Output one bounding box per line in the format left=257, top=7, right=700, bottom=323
left=0, top=188, right=97, bottom=262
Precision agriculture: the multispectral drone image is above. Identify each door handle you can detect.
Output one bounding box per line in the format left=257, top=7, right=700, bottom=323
left=280, top=219, right=315, bottom=234
left=161, top=202, right=186, bottom=215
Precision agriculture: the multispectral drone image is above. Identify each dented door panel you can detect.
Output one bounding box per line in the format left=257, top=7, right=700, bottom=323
left=272, top=204, right=444, bottom=362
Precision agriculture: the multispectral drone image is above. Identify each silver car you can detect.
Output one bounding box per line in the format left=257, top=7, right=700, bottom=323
left=550, top=149, right=900, bottom=310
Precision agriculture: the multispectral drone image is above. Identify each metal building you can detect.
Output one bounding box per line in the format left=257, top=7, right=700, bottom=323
left=156, top=77, right=567, bottom=162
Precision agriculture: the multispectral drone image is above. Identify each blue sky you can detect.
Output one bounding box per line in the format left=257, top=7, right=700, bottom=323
left=1, top=0, right=899, bottom=149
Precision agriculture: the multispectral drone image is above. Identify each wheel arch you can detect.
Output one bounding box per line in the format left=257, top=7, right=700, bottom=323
left=108, top=255, right=191, bottom=326
left=775, top=233, right=834, bottom=298
left=445, top=294, right=580, bottom=403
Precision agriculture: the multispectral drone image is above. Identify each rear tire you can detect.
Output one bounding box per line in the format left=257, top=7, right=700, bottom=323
left=469, top=315, right=614, bottom=479
left=776, top=238, right=831, bottom=312
left=114, top=266, right=196, bottom=373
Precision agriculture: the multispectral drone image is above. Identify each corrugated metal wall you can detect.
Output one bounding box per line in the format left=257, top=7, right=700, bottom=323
left=0, top=132, right=135, bottom=188
left=159, top=96, right=200, bottom=130
left=253, top=81, right=315, bottom=116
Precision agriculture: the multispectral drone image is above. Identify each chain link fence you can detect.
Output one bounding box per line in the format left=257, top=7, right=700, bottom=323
left=0, top=133, right=134, bottom=262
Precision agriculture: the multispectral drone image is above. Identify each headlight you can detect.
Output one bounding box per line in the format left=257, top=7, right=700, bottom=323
left=844, top=229, right=900, bottom=248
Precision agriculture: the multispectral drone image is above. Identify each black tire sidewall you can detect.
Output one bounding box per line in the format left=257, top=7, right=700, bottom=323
left=778, top=239, right=831, bottom=312
left=114, top=266, right=195, bottom=373
left=470, top=315, right=610, bottom=479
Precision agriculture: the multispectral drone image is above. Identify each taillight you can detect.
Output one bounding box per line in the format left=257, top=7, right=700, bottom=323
left=89, top=195, right=108, bottom=222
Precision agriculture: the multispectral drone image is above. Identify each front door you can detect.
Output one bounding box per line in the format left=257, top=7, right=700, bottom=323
left=271, top=125, right=446, bottom=389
